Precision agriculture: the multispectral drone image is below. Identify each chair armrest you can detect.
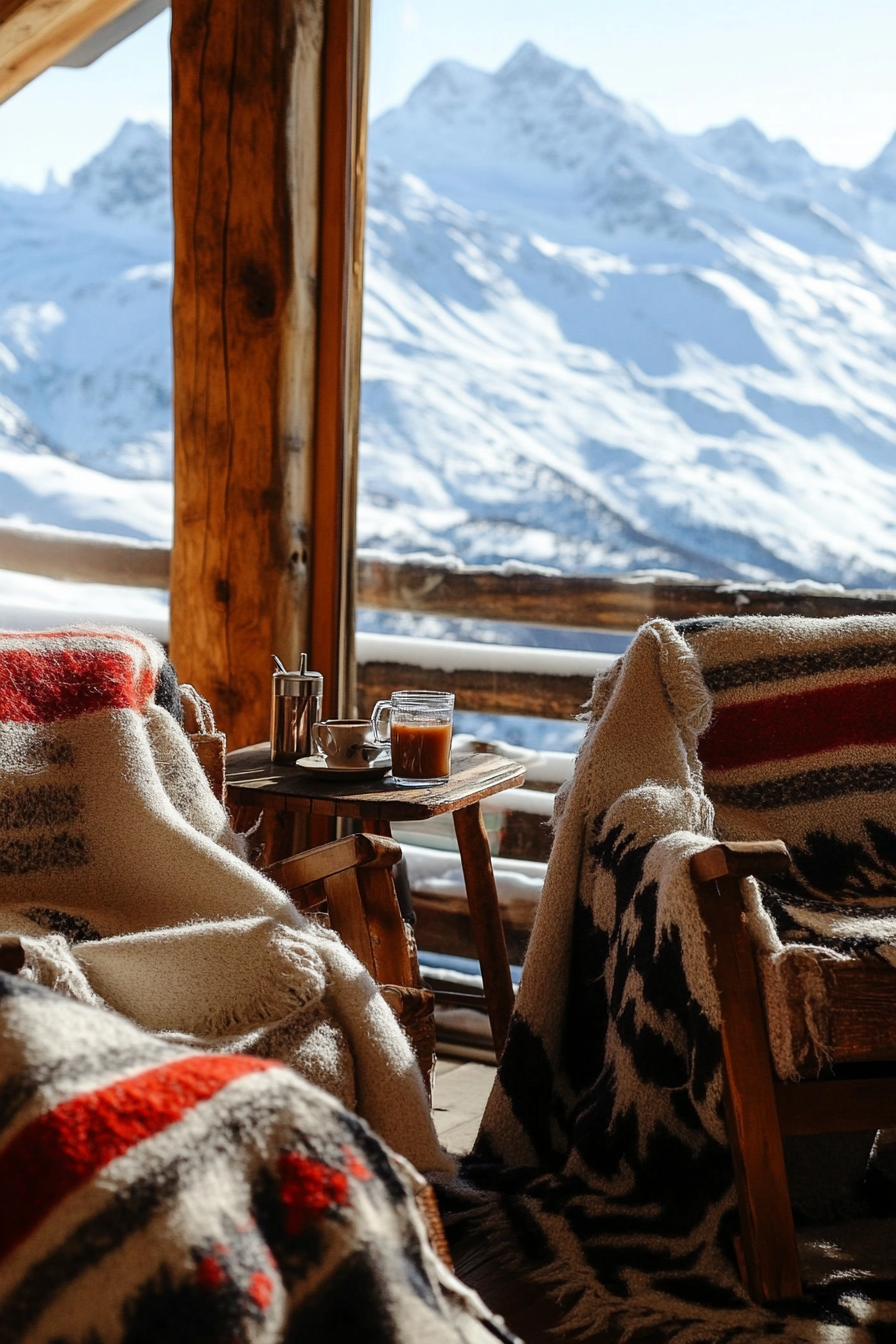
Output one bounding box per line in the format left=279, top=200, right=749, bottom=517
left=263, top=833, right=402, bottom=890
left=690, top=840, right=791, bottom=885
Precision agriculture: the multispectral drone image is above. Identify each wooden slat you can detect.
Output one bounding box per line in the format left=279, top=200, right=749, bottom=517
left=169, top=0, right=324, bottom=747
left=776, top=1077, right=896, bottom=1136
left=263, top=831, right=400, bottom=891
left=0, top=0, right=134, bottom=103
left=357, top=659, right=593, bottom=720
left=357, top=863, right=415, bottom=986
left=8, top=519, right=896, bottom=640
left=322, top=866, right=376, bottom=977
left=307, top=0, right=369, bottom=718
left=824, top=960, right=896, bottom=1063
left=358, top=554, right=896, bottom=634
left=412, top=897, right=532, bottom=968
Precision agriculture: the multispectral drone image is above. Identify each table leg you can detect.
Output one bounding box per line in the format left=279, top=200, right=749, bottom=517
left=453, top=803, right=514, bottom=1057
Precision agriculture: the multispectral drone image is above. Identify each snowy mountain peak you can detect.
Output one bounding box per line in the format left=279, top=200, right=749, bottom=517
left=401, top=57, right=493, bottom=120
left=854, top=130, right=896, bottom=201
left=71, top=120, right=171, bottom=224
left=686, top=117, right=817, bottom=184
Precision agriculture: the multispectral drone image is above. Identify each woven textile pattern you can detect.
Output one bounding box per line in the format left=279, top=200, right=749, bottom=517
left=0, top=974, right=515, bottom=1344
left=0, top=626, right=445, bottom=1176
left=442, top=616, right=896, bottom=1342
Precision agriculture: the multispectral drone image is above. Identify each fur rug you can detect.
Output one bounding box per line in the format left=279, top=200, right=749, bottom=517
left=444, top=616, right=896, bottom=1342
left=0, top=627, right=445, bottom=1176
left=0, top=971, right=515, bottom=1343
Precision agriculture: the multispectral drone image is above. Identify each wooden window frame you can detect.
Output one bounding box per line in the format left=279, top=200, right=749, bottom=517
left=1, top=0, right=370, bottom=749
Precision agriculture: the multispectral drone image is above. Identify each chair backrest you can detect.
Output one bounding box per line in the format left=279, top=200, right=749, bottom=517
left=263, top=834, right=436, bottom=1090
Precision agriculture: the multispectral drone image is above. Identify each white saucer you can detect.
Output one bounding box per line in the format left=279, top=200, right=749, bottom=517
left=295, top=755, right=392, bottom=781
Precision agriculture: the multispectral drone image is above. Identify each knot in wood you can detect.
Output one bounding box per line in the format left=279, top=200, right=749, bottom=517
left=239, top=261, right=277, bottom=321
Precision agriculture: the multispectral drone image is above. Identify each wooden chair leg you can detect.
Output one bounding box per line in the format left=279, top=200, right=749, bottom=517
left=693, top=873, right=802, bottom=1302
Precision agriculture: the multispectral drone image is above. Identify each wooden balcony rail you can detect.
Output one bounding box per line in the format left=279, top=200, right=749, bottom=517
left=0, top=520, right=169, bottom=587
left=6, top=525, right=896, bottom=632
left=356, top=552, right=896, bottom=632
left=355, top=632, right=612, bottom=721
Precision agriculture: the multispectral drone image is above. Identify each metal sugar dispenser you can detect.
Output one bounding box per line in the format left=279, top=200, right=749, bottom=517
left=270, top=654, right=323, bottom=764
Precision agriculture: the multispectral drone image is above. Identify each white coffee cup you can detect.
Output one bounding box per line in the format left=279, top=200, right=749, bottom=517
left=311, top=718, right=383, bottom=768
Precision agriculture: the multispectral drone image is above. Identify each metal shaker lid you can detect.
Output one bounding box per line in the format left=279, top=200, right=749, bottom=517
left=272, top=652, right=323, bottom=695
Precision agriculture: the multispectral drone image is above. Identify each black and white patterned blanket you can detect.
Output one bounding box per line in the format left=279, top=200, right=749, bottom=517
left=446, top=616, right=896, bottom=1342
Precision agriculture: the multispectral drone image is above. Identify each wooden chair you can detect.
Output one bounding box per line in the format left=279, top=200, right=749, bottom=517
left=263, top=832, right=437, bottom=1093
left=183, top=704, right=438, bottom=1089
left=691, top=840, right=896, bottom=1304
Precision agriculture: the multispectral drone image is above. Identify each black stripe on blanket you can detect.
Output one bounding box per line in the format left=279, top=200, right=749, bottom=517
left=710, top=761, right=896, bottom=810
left=0, top=784, right=82, bottom=831
left=700, top=643, right=896, bottom=693
left=0, top=830, right=89, bottom=875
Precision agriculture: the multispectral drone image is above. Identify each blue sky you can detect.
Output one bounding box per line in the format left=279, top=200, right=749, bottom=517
left=2, top=0, right=895, bottom=189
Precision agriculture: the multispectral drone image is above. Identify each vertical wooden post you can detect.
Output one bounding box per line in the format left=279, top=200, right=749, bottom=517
left=169, top=0, right=369, bottom=745
left=309, top=0, right=369, bottom=719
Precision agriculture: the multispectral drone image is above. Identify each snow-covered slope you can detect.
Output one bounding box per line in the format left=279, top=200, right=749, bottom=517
left=361, top=43, right=896, bottom=584
left=4, top=54, right=896, bottom=587
left=0, top=119, right=172, bottom=541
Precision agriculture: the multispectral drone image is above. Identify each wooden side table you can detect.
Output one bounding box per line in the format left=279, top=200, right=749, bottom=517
left=226, top=746, right=526, bottom=1054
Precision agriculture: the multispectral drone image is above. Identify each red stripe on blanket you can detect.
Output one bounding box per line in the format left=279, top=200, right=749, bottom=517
left=0, top=648, right=156, bottom=722
left=701, top=676, right=896, bottom=772
left=0, top=1055, right=280, bottom=1261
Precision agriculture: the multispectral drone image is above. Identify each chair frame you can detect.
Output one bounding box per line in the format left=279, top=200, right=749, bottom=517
left=263, top=832, right=437, bottom=1091
left=692, top=841, right=896, bottom=1303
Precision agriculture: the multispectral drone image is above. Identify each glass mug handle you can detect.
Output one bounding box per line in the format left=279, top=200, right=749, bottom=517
left=371, top=700, right=392, bottom=745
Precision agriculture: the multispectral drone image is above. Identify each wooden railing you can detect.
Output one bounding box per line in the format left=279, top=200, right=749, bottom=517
left=6, top=522, right=896, bottom=721
left=356, top=552, right=896, bottom=631
left=0, top=520, right=169, bottom=587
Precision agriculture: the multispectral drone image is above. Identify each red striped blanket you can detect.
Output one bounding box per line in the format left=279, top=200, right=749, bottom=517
left=0, top=971, right=514, bottom=1343
left=0, top=626, right=445, bottom=1176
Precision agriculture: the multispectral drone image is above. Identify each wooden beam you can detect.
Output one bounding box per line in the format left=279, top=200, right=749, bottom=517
left=0, top=520, right=169, bottom=586
left=357, top=657, right=594, bottom=721
left=169, top=0, right=368, bottom=746
left=0, top=0, right=136, bottom=103
left=308, top=0, right=369, bottom=718
left=358, top=554, right=896, bottom=632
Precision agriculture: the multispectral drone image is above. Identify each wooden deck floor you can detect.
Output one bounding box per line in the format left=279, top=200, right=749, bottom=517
left=432, top=1057, right=496, bottom=1154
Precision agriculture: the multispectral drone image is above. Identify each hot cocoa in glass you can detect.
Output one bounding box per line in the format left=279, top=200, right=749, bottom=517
left=373, top=691, right=454, bottom=787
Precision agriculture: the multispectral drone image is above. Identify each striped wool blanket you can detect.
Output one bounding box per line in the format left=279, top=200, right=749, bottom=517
left=446, top=615, right=896, bottom=1343
left=0, top=627, right=445, bottom=1176
left=0, top=970, right=514, bottom=1343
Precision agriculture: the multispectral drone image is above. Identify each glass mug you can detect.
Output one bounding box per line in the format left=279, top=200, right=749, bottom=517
left=372, top=691, right=454, bottom=787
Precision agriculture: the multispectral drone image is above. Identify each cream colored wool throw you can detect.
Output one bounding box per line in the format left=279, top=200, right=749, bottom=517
left=442, top=616, right=896, bottom=1343
left=0, top=626, right=447, bottom=1177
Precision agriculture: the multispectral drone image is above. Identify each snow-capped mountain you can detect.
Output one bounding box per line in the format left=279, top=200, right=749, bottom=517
left=5, top=49, right=896, bottom=586
left=0, top=119, right=172, bottom=541
left=360, top=43, right=896, bottom=584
